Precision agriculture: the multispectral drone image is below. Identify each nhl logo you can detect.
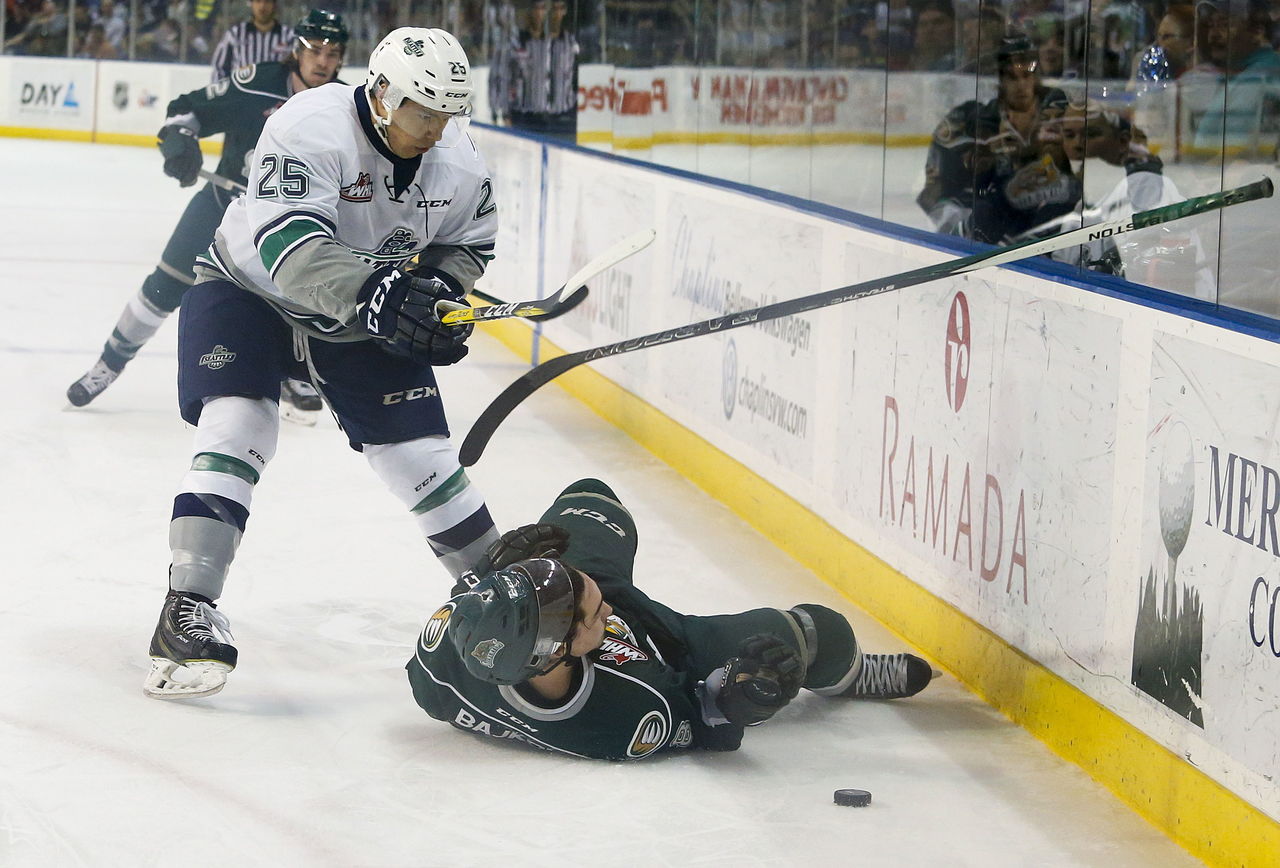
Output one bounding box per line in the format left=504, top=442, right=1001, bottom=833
left=113, top=81, right=128, bottom=111
left=402, top=37, right=425, bottom=57
left=198, top=345, right=236, bottom=370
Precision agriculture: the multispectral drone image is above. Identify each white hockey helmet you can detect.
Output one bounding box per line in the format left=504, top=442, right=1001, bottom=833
left=367, top=28, right=473, bottom=135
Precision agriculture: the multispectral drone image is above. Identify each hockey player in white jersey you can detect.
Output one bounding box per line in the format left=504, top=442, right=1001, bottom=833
left=145, top=27, right=503, bottom=700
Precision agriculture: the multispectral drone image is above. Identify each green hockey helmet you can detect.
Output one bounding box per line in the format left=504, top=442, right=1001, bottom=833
left=451, top=559, right=579, bottom=685
left=296, top=8, right=349, bottom=48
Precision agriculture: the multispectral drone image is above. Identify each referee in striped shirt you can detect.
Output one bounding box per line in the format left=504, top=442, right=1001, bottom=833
left=209, top=0, right=295, bottom=82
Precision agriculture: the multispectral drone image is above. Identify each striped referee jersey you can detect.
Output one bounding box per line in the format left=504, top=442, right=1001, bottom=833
left=210, top=20, right=295, bottom=82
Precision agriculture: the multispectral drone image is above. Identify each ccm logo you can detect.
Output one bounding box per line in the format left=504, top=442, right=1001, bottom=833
left=383, top=386, right=439, bottom=405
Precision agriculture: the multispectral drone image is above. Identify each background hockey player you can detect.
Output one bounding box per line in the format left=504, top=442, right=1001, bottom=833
left=144, top=27, right=502, bottom=700
left=66, top=8, right=348, bottom=422
left=407, top=478, right=934, bottom=760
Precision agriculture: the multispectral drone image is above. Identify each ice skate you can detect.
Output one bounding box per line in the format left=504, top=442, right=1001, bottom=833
left=280, top=377, right=322, bottom=426
left=841, top=653, right=935, bottom=700
left=66, top=358, right=121, bottom=407
left=144, top=590, right=237, bottom=699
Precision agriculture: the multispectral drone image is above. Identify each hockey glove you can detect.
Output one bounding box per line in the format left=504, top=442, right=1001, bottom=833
left=711, top=634, right=805, bottom=727
left=474, top=523, right=570, bottom=575
left=157, top=124, right=202, bottom=187
left=357, top=267, right=473, bottom=366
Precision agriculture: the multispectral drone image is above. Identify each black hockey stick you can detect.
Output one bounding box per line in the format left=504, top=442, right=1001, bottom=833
left=441, top=229, right=656, bottom=326
left=459, top=178, right=1272, bottom=466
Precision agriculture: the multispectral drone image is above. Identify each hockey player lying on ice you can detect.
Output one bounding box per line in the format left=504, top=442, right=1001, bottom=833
left=407, top=478, right=936, bottom=760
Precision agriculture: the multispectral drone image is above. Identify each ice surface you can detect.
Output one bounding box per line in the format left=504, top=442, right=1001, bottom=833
left=0, top=139, right=1198, bottom=867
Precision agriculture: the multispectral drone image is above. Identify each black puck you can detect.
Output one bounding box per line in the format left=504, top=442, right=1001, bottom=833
left=834, top=788, right=872, bottom=807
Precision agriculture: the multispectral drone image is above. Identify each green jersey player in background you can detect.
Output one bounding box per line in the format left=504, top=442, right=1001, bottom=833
left=66, top=9, right=347, bottom=424
left=144, top=27, right=502, bottom=700
left=408, top=478, right=935, bottom=759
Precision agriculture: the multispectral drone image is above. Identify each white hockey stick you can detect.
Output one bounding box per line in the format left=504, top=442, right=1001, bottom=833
left=199, top=169, right=247, bottom=193
left=441, top=228, right=657, bottom=325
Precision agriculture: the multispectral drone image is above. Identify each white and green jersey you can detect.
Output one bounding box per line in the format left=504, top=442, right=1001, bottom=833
left=196, top=82, right=497, bottom=341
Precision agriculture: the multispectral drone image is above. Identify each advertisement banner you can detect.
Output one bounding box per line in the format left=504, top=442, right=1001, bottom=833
left=830, top=266, right=1123, bottom=653
left=656, top=190, right=821, bottom=477
left=1139, top=332, right=1280, bottom=812
left=6, top=57, right=95, bottom=131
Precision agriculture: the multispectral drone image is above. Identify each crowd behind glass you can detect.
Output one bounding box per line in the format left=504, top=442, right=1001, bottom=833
left=4, top=0, right=1277, bottom=317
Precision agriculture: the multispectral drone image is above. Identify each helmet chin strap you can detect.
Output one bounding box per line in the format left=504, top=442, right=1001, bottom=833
left=364, top=87, right=395, bottom=148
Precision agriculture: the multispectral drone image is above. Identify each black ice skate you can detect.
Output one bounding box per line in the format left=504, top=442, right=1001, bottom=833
left=280, top=377, right=323, bottom=426
left=144, top=590, right=237, bottom=699
left=66, top=358, right=121, bottom=407
left=841, top=653, right=935, bottom=700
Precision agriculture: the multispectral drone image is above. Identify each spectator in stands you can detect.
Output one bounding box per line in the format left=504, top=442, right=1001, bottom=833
left=3, top=0, right=67, bottom=56
left=911, top=0, right=957, bottom=71
left=507, top=0, right=579, bottom=144
left=209, top=0, right=294, bottom=82
left=1038, top=20, right=1067, bottom=77
left=918, top=34, right=1078, bottom=245
left=137, top=16, right=181, bottom=62
left=1152, top=4, right=1197, bottom=79
left=77, top=21, right=117, bottom=58
left=1192, top=1, right=1280, bottom=154
left=94, top=0, right=127, bottom=56
left=957, top=6, right=1006, bottom=73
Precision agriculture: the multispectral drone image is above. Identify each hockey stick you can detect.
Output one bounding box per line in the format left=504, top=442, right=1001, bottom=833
left=199, top=169, right=247, bottom=193
left=441, top=228, right=657, bottom=326
left=459, top=178, right=1272, bottom=466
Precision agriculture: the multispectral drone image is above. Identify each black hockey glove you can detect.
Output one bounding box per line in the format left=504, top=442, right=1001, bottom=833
left=357, top=267, right=473, bottom=366
left=156, top=124, right=202, bottom=187
left=474, top=523, right=570, bottom=575
left=713, top=634, right=805, bottom=727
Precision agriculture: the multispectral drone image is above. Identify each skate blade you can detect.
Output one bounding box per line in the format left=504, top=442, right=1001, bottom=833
left=143, top=657, right=232, bottom=700
left=279, top=402, right=320, bottom=427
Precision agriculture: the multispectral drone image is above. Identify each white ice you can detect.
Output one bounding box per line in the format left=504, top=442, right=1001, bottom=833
left=0, top=139, right=1199, bottom=867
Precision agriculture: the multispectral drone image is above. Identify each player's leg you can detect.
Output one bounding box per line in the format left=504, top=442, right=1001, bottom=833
left=144, top=280, right=291, bottom=699
left=787, top=604, right=934, bottom=700
left=536, top=478, right=639, bottom=587
left=68, top=184, right=224, bottom=406
left=311, top=337, right=499, bottom=581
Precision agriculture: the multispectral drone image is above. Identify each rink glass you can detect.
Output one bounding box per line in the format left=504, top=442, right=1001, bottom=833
left=8, top=0, right=1274, bottom=320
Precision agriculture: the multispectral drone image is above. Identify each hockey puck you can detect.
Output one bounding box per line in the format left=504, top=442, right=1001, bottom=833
left=833, top=788, right=872, bottom=807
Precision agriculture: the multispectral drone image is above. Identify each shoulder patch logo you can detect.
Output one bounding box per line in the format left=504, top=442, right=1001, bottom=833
left=628, top=710, right=668, bottom=758
left=470, top=638, right=504, bottom=669
left=232, top=64, right=256, bottom=85
left=198, top=345, right=236, bottom=370
left=340, top=171, right=374, bottom=202
left=596, top=637, right=648, bottom=666
left=421, top=603, right=454, bottom=652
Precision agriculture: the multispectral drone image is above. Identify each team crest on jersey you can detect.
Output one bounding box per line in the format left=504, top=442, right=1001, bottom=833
left=340, top=172, right=374, bottom=202
left=232, top=64, right=256, bottom=85
left=670, top=720, right=693, bottom=748
left=198, top=345, right=236, bottom=369
left=470, top=638, right=504, bottom=669
left=596, top=637, right=647, bottom=666
left=627, top=710, right=668, bottom=758
left=421, top=603, right=454, bottom=652
left=375, top=228, right=418, bottom=257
